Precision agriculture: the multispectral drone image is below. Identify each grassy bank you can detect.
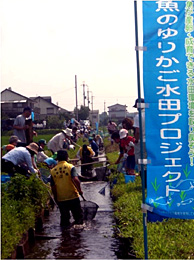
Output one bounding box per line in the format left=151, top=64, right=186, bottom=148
left=106, top=161, right=194, bottom=259
left=1, top=174, right=49, bottom=259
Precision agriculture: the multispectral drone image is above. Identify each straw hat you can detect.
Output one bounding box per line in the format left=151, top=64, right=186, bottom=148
left=62, top=128, right=73, bottom=137
left=26, top=142, right=39, bottom=154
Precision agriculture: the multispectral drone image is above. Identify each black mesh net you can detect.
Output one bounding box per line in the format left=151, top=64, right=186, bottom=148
left=80, top=201, right=99, bottom=220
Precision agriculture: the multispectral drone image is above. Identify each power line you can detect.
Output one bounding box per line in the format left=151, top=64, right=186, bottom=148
left=51, top=87, right=74, bottom=96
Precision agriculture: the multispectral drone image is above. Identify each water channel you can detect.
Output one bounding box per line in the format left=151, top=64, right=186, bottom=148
left=25, top=180, right=134, bottom=259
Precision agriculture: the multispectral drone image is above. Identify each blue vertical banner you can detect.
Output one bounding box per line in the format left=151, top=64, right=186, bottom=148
left=95, top=122, right=99, bottom=134
left=143, top=0, right=194, bottom=219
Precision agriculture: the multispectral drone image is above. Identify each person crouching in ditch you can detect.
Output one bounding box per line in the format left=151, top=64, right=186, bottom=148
left=50, top=150, right=84, bottom=229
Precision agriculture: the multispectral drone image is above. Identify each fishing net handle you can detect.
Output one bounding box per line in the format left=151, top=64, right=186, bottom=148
left=81, top=194, right=86, bottom=201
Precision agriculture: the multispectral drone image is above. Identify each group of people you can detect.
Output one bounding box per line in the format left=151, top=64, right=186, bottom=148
left=108, top=98, right=146, bottom=179
left=1, top=106, right=103, bottom=229
left=1, top=97, right=146, bottom=228
left=2, top=139, right=84, bottom=229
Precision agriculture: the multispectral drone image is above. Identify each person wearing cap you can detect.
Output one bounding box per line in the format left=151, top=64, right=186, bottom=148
left=111, top=129, right=136, bottom=175
left=36, top=139, right=49, bottom=164
left=50, top=150, right=83, bottom=228
left=44, top=157, right=57, bottom=169
left=40, top=158, right=57, bottom=184
left=1, top=135, right=21, bottom=157
left=1, top=142, right=39, bottom=177
left=47, top=128, right=73, bottom=154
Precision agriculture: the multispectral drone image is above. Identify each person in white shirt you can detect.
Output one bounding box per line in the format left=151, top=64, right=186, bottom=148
left=47, top=128, right=74, bottom=154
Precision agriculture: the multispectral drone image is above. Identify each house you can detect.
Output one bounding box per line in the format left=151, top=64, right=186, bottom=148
left=30, top=96, right=69, bottom=120
left=1, top=88, right=71, bottom=121
left=1, top=88, right=36, bottom=118
left=89, top=110, right=99, bottom=128
left=107, top=103, right=128, bottom=122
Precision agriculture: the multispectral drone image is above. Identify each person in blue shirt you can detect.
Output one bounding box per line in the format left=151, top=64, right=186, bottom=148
left=88, top=137, right=99, bottom=157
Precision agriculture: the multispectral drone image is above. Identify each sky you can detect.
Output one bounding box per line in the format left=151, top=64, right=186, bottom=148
left=1, top=0, right=143, bottom=114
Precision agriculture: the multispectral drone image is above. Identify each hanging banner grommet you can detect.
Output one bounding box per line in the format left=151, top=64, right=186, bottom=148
left=138, top=159, right=151, bottom=165
left=135, top=46, right=147, bottom=51
left=136, top=102, right=149, bottom=109
left=141, top=203, right=154, bottom=213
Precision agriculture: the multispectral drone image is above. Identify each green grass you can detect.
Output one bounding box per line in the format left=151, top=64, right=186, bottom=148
left=109, top=173, right=194, bottom=259
left=1, top=134, right=54, bottom=146
left=1, top=174, right=49, bottom=259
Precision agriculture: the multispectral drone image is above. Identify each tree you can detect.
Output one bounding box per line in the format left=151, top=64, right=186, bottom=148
left=58, top=111, right=72, bottom=122
left=46, top=115, right=64, bottom=129
left=74, top=105, right=89, bottom=120
left=99, top=111, right=109, bottom=126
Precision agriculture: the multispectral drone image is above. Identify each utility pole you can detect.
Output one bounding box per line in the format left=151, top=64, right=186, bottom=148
left=75, top=75, right=78, bottom=121
left=81, top=81, right=87, bottom=107
left=90, top=92, right=93, bottom=127
left=91, top=94, right=94, bottom=112
left=87, top=86, right=90, bottom=108
left=103, top=101, right=106, bottom=133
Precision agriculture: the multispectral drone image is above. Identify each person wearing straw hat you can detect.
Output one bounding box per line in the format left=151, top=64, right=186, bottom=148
left=1, top=142, right=39, bottom=177
left=50, top=150, right=83, bottom=228
left=47, top=128, right=74, bottom=154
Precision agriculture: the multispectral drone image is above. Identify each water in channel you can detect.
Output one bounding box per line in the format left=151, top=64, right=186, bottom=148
left=25, top=181, right=133, bottom=259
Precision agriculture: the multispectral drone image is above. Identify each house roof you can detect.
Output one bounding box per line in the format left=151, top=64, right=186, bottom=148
left=32, top=96, right=69, bottom=112
left=1, top=88, right=69, bottom=112
left=32, top=96, right=60, bottom=108
left=107, top=103, right=127, bottom=108
left=30, top=96, right=51, bottom=102
left=1, top=88, right=35, bottom=102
